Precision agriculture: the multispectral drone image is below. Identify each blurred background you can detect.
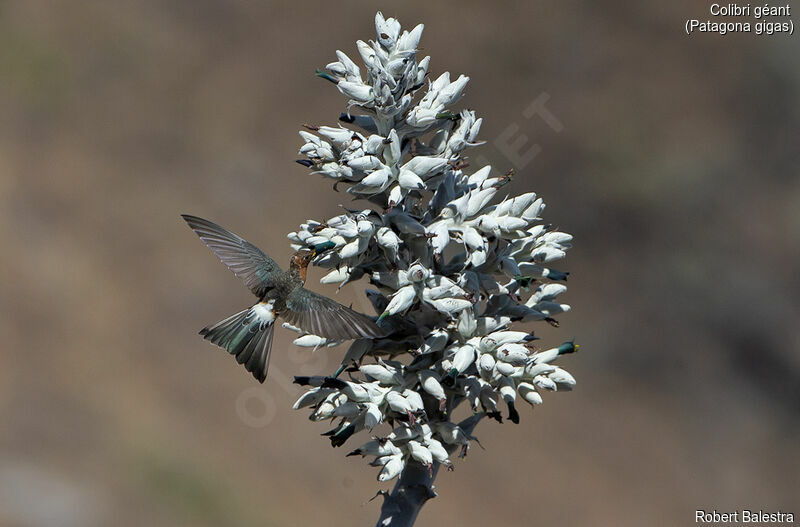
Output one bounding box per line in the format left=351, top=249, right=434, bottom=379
left=1, top=1, right=798, bottom=525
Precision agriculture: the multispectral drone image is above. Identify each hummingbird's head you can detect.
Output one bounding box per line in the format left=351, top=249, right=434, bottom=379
left=290, top=249, right=314, bottom=283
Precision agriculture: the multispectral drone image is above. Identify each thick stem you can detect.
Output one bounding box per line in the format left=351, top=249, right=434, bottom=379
left=375, top=413, right=484, bottom=527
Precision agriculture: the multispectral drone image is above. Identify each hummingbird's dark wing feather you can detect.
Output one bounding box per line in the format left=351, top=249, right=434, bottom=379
left=199, top=304, right=275, bottom=383
left=182, top=215, right=283, bottom=298
left=283, top=288, right=385, bottom=340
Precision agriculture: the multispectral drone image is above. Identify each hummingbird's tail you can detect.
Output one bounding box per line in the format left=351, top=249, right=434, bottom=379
left=199, top=301, right=276, bottom=383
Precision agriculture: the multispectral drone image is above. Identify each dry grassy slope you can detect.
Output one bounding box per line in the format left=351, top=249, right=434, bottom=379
left=1, top=1, right=798, bottom=526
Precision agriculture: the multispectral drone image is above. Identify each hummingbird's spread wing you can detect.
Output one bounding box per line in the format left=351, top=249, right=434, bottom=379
left=283, top=287, right=386, bottom=340
left=182, top=215, right=283, bottom=298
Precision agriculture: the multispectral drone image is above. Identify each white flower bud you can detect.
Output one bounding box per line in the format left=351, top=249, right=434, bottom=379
left=498, top=377, right=516, bottom=404
left=320, top=266, right=351, bottom=284
left=360, top=363, right=402, bottom=385
left=478, top=353, right=496, bottom=380
left=356, top=39, right=377, bottom=68
left=497, top=343, right=530, bottom=365
left=346, top=154, right=384, bottom=172
left=532, top=245, right=567, bottom=263
left=382, top=284, right=417, bottom=318
left=338, top=81, right=374, bottom=103
left=517, top=382, right=543, bottom=406
left=497, top=216, right=529, bottom=232
left=495, top=361, right=515, bottom=377
left=467, top=166, right=492, bottom=187
left=375, top=226, right=401, bottom=261
left=461, top=227, right=485, bottom=252
left=541, top=231, right=573, bottom=245
left=406, top=106, right=439, bottom=128
left=282, top=322, right=303, bottom=334
left=522, top=197, right=545, bottom=220
left=377, top=454, right=405, bottom=481
left=398, top=168, right=425, bottom=190
left=423, top=437, right=450, bottom=465
left=457, top=308, right=477, bottom=338
left=396, top=23, right=424, bottom=52
left=465, top=188, right=497, bottom=218
left=334, top=50, right=361, bottom=80
left=364, top=402, right=383, bottom=430
left=293, top=334, right=332, bottom=349
left=531, top=346, right=560, bottom=364
left=403, top=389, right=425, bottom=413
left=418, top=370, right=446, bottom=402
left=525, top=362, right=557, bottom=377
left=549, top=367, right=576, bottom=388
left=383, top=391, right=407, bottom=415
left=434, top=74, right=469, bottom=106
left=338, top=238, right=362, bottom=258
left=469, top=117, right=483, bottom=142
left=451, top=345, right=476, bottom=373
left=292, top=387, right=334, bottom=410
left=338, top=381, right=377, bottom=402
left=427, top=297, right=472, bottom=316
left=476, top=215, right=500, bottom=235
left=491, top=331, right=532, bottom=345
left=426, top=220, right=451, bottom=254
left=407, top=440, right=433, bottom=467
left=401, top=156, right=447, bottom=179
left=533, top=375, right=558, bottom=391
left=350, top=438, right=399, bottom=457
left=375, top=11, right=401, bottom=49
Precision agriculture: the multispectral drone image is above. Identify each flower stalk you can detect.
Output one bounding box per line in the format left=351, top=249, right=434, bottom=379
left=289, top=12, right=578, bottom=525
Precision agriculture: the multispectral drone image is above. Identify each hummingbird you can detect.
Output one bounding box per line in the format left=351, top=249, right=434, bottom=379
left=182, top=215, right=385, bottom=383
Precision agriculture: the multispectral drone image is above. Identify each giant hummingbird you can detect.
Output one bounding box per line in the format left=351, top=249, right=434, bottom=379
left=182, top=215, right=385, bottom=383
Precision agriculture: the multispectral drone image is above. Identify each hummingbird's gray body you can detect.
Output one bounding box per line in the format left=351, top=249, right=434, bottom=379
left=182, top=215, right=384, bottom=383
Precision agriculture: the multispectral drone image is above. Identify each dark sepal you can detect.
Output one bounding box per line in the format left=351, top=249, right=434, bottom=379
left=329, top=423, right=357, bottom=447
left=295, top=159, right=314, bottom=167
left=507, top=401, right=520, bottom=424
left=558, top=340, right=579, bottom=355
left=513, top=275, right=536, bottom=290
left=442, top=368, right=459, bottom=388
left=435, top=110, right=459, bottom=121
left=330, top=363, right=347, bottom=379
left=487, top=411, right=503, bottom=423
left=293, top=376, right=327, bottom=387
left=315, top=69, right=339, bottom=84
left=407, top=352, right=437, bottom=372
left=312, top=240, right=336, bottom=253
left=321, top=377, right=349, bottom=390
